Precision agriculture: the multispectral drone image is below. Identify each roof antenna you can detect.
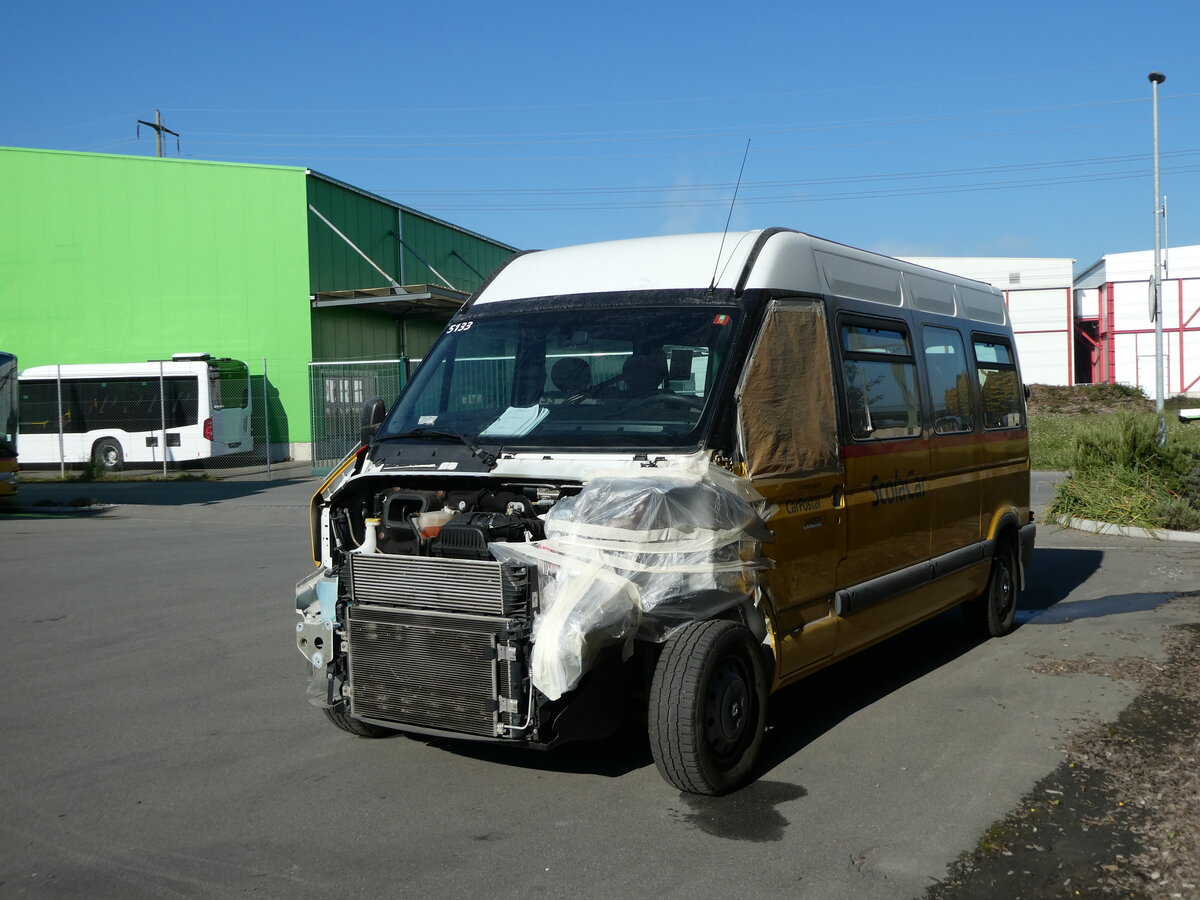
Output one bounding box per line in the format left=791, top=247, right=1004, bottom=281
left=709, top=138, right=751, bottom=292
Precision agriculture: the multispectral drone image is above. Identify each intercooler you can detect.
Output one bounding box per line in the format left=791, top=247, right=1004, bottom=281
left=344, top=554, right=532, bottom=738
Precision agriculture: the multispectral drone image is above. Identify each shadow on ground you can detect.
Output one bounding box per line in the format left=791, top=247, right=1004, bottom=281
left=433, top=547, right=1111, bottom=787
left=3, top=476, right=315, bottom=510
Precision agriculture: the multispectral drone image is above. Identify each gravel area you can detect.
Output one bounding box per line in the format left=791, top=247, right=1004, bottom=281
left=927, top=592, right=1200, bottom=899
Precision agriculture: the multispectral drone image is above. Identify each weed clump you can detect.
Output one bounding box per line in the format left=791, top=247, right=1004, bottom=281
left=1049, top=414, right=1200, bottom=531
left=75, top=455, right=107, bottom=482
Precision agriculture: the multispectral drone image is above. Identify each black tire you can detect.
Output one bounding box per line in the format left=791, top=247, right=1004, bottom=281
left=91, top=438, right=124, bottom=472
left=968, top=538, right=1019, bottom=637
left=322, top=704, right=394, bottom=738
left=648, top=619, right=767, bottom=795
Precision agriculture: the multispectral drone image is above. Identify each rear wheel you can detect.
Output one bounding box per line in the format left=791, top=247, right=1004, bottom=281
left=91, top=438, right=124, bottom=472
left=969, top=538, right=1019, bottom=637
left=322, top=704, right=394, bottom=738
left=648, top=619, right=767, bottom=795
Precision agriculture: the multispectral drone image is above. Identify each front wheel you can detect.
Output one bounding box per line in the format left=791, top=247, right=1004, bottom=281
left=648, top=619, right=767, bottom=795
left=968, top=539, right=1019, bottom=637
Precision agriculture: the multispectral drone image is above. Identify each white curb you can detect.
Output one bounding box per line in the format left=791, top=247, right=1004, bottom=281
left=1053, top=515, right=1200, bottom=543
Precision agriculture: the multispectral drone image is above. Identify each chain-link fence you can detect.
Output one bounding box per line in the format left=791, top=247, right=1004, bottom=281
left=17, top=358, right=275, bottom=478
left=308, top=359, right=407, bottom=475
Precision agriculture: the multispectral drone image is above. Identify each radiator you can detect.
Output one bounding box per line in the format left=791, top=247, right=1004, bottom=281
left=344, top=554, right=530, bottom=738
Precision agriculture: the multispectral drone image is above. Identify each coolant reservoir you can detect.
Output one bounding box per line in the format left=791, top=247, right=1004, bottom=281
left=358, top=517, right=381, bottom=554
left=416, top=508, right=455, bottom=539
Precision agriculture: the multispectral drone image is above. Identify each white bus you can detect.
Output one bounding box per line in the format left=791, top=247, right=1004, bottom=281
left=0, top=351, right=17, bottom=495
left=18, top=354, right=253, bottom=470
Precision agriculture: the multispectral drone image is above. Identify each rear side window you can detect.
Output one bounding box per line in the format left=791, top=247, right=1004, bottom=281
left=923, top=326, right=974, bottom=434
left=840, top=322, right=921, bottom=440
left=974, top=337, right=1023, bottom=429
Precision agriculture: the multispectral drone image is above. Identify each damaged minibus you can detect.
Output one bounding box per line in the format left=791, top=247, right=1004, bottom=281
left=295, top=228, right=1035, bottom=795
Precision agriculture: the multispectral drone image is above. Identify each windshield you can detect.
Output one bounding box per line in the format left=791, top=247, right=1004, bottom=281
left=379, top=305, right=741, bottom=449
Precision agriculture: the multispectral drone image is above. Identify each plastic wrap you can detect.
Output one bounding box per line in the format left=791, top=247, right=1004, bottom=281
left=490, top=468, right=772, bottom=700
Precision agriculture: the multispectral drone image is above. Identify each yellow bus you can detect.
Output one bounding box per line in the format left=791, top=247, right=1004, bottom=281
left=295, top=229, right=1034, bottom=794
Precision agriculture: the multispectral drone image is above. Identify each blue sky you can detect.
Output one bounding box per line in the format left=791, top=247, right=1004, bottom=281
left=4, top=0, right=1199, bottom=270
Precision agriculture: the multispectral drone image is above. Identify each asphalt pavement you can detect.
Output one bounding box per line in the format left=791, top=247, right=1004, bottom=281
left=2, top=470, right=1197, bottom=899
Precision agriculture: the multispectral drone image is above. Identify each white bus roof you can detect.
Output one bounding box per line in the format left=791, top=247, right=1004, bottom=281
left=475, top=229, right=1008, bottom=326
left=19, top=358, right=237, bottom=380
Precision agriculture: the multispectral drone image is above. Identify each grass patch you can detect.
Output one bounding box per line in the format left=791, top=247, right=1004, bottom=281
left=1028, top=416, right=1077, bottom=470
left=1047, top=413, right=1200, bottom=532
left=26, top=470, right=218, bottom=484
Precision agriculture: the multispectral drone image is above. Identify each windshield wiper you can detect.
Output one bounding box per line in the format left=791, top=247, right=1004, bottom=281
left=375, top=427, right=498, bottom=469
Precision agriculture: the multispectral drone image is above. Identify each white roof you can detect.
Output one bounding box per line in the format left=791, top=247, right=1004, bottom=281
left=20, top=359, right=214, bottom=379
left=1075, top=244, right=1200, bottom=288
left=474, top=230, right=1006, bottom=327
left=475, top=232, right=765, bottom=303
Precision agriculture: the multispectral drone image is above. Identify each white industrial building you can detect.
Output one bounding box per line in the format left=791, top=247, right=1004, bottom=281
left=901, top=256, right=1075, bottom=386
left=1074, top=245, right=1200, bottom=398
left=903, top=248, right=1200, bottom=396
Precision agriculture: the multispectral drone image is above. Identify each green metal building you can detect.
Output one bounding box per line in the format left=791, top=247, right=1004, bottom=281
left=0, top=146, right=516, bottom=463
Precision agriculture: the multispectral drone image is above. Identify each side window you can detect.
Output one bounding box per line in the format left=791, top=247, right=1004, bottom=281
left=922, top=326, right=974, bottom=434
left=840, top=321, right=921, bottom=440
left=974, top=337, right=1023, bottom=429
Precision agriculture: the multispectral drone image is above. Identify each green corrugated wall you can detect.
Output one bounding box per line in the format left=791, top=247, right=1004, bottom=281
left=397, top=208, right=515, bottom=294
left=310, top=308, right=400, bottom=362
left=0, top=146, right=312, bottom=442
left=306, top=174, right=515, bottom=297
left=307, top=178, right=401, bottom=294
left=306, top=174, right=516, bottom=364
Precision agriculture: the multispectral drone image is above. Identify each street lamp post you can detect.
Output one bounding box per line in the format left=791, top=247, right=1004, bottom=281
left=1150, top=71, right=1165, bottom=414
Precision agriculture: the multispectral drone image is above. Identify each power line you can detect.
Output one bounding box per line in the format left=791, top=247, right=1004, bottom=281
left=176, top=112, right=1200, bottom=165
left=160, top=82, right=1200, bottom=116
left=172, top=95, right=1200, bottom=150
left=400, top=163, right=1200, bottom=212
left=375, top=149, right=1200, bottom=198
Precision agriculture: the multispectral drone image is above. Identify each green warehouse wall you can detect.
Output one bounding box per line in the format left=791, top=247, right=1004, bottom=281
left=398, top=208, right=514, bottom=294
left=0, top=147, right=312, bottom=443
left=305, top=173, right=517, bottom=387
left=310, top=308, right=401, bottom=362
left=306, top=172, right=516, bottom=296
left=307, top=177, right=400, bottom=294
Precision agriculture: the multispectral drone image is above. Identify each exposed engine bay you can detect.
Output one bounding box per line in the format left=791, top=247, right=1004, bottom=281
left=297, top=459, right=771, bottom=747
left=327, top=478, right=561, bottom=561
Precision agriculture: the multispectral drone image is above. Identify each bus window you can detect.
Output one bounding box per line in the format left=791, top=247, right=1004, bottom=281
left=209, top=360, right=250, bottom=410
left=840, top=322, right=921, bottom=440
left=974, top=337, right=1023, bottom=429
left=923, top=326, right=974, bottom=434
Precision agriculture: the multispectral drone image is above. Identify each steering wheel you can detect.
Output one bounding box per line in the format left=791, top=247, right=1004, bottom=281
left=623, top=392, right=705, bottom=416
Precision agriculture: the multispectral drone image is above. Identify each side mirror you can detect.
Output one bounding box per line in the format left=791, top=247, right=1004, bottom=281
left=360, top=398, right=387, bottom=446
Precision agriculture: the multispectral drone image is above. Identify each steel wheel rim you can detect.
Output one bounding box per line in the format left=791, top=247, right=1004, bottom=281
left=705, top=657, right=753, bottom=764
left=993, top=558, right=1014, bottom=620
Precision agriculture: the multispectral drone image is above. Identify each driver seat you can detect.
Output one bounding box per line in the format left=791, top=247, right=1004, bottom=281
left=621, top=349, right=668, bottom=396
left=551, top=356, right=592, bottom=399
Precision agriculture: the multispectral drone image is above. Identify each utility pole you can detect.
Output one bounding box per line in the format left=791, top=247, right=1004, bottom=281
left=1149, top=72, right=1165, bottom=415
left=136, top=109, right=180, bottom=157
